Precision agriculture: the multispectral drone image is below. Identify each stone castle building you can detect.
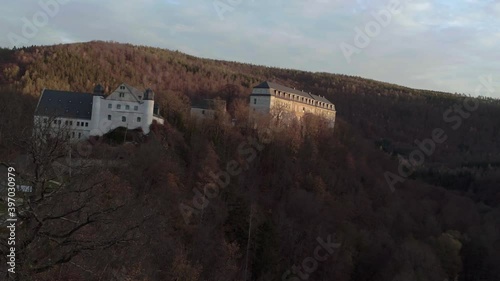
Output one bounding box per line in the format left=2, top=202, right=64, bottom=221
left=34, top=83, right=164, bottom=140
left=249, top=81, right=336, bottom=128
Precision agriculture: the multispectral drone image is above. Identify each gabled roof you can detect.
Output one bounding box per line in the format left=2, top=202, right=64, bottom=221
left=253, top=81, right=334, bottom=105
left=106, top=83, right=151, bottom=102
left=122, top=84, right=144, bottom=99
left=191, top=99, right=227, bottom=110
left=35, top=89, right=93, bottom=120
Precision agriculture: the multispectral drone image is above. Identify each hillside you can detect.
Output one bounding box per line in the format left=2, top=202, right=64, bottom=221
left=0, top=41, right=499, bottom=281
left=2, top=41, right=500, bottom=165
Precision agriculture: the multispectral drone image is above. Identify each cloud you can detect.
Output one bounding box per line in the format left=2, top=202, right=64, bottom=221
left=0, top=0, right=498, bottom=98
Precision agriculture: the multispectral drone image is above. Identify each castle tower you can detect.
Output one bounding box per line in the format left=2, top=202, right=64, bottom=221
left=142, top=88, right=155, bottom=133
left=90, top=84, right=105, bottom=136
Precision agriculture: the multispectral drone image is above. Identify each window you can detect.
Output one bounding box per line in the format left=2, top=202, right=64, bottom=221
left=65, top=121, right=68, bottom=125
left=125, top=105, right=130, bottom=110
left=202, top=110, right=205, bottom=115
left=122, top=116, right=126, bottom=122
left=253, top=98, right=257, bottom=104
left=137, top=117, right=141, bottom=122
left=70, top=121, right=73, bottom=126
left=120, top=86, right=125, bottom=90
left=117, top=104, right=121, bottom=109
left=85, top=122, right=88, bottom=127
left=138, top=96, right=142, bottom=99
left=108, top=115, right=111, bottom=120
left=78, top=132, right=81, bottom=139
left=72, top=132, right=75, bottom=138
left=77, top=121, right=80, bottom=126
left=108, top=103, right=112, bottom=109
left=119, top=92, right=125, bottom=97
left=134, top=106, right=138, bottom=111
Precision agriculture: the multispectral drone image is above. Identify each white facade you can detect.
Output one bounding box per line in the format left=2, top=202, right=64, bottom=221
left=90, top=84, right=160, bottom=136
left=34, top=83, right=164, bottom=141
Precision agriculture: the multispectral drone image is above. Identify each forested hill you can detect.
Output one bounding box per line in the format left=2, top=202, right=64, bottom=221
left=1, top=41, right=500, bottom=166
left=0, top=41, right=500, bottom=280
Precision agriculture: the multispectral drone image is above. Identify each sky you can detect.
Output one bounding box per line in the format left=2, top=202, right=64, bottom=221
left=1, top=0, right=499, bottom=98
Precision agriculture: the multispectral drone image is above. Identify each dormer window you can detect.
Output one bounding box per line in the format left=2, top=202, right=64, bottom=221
left=119, top=92, right=125, bottom=97
left=120, top=86, right=125, bottom=90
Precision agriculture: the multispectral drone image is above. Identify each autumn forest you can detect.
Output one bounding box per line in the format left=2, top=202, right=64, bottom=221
left=0, top=41, right=499, bottom=281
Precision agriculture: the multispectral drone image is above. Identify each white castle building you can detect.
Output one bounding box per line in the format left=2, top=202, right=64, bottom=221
left=34, top=83, right=164, bottom=140
left=249, top=81, right=336, bottom=128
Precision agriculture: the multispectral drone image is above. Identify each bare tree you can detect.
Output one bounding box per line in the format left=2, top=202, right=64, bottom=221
left=0, top=116, right=145, bottom=280
left=269, top=101, right=289, bottom=126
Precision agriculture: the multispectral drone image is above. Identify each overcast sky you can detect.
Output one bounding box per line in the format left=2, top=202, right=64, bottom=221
left=1, top=0, right=499, bottom=97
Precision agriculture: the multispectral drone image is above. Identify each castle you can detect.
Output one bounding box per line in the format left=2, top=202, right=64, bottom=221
left=249, top=81, right=336, bottom=128
left=35, top=81, right=335, bottom=140
left=190, top=99, right=227, bottom=120
left=34, top=83, right=164, bottom=140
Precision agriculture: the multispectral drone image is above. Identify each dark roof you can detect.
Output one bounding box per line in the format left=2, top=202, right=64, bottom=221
left=310, top=93, right=332, bottom=105
left=93, top=84, right=105, bottom=96
left=35, top=89, right=94, bottom=120
left=191, top=99, right=226, bottom=110
left=253, top=81, right=334, bottom=105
